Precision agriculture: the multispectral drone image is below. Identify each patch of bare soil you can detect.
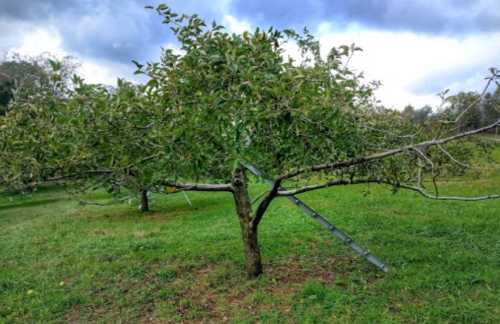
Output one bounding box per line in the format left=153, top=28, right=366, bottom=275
left=141, top=255, right=363, bottom=323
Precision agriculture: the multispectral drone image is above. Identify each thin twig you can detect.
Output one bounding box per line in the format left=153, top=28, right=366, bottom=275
left=437, top=144, right=470, bottom=168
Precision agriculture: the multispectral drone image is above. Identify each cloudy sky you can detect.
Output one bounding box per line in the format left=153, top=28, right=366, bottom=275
left=1, top=0, right=499, bottom=108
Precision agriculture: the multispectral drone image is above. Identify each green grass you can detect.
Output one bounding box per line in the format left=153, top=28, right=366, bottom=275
left=1, top=152, right=500, bottom=323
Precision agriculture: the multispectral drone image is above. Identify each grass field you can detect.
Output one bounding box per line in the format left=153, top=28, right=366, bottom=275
left=1, top=148, right=500, bottom=323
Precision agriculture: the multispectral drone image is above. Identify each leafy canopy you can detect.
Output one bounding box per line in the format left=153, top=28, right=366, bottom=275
left=137, top=5, right=376, bottom=182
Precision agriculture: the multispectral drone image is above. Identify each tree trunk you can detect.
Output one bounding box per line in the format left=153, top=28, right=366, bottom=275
left=232, top=167, right=263, bottom=278
left=239, top=219, right=263, bottom=278
left=139, top=189, right=149, bottom=212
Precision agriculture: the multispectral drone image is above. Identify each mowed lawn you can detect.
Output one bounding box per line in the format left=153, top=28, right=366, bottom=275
left=1, top=149, right=500, bottom=323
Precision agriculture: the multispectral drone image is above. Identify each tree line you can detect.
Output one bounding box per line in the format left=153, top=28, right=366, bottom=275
left=402, top=86, right=500, bottom=133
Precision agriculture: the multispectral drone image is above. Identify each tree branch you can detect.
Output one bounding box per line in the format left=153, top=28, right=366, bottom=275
left=437, top=144, right=469, bottom=168
left=78, top=195, right=131, bottom=207
left=36, top=170, right=113, bottom=183
left=394, top=182, right=500, bottom=201
left=449, top=76, right=494, bottom=125
left=278, top=118, right=500, bottom=181
left=277, top=178, right=382, bottom=196
left=251, top=179, right=281, bottom=229
left=277, top=177, right=500, bottom=202
left=160, top=181, right=234, bottom=192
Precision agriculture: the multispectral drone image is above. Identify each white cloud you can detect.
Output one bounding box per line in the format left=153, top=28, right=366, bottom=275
left=8, top=27, right=66, bottom=57
left=78, top=59, right=131, bottom=85
left=5, top=26, right=131, bottom=86
left=316, top=23, right=500, bottom=109
left=0, top=20, right=34, bottom=56
left=222, top=15, right=251, bottom=34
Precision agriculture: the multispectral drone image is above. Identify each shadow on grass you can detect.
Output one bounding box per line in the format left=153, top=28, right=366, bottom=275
left=0, top=197, right=62, bottom=212
left=83, top=194, right=232, bottom=223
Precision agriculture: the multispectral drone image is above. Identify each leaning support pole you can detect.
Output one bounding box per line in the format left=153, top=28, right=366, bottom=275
left=241, top=160, right=389, bottom=273
left=182, top=191, right=193, bottom=207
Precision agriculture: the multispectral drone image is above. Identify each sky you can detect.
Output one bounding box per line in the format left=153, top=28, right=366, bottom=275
left=0, top=0, right=499, bottom=109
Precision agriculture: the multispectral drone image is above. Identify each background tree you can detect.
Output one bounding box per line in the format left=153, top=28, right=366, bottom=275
left=0, top=56, right=75, bottom=191
left=59, top=77, right=169, bottom=211
left=0, top=71, right=14, bottom=115
left=402, top=105, right=433, bottom=124
left=0, top=50, right=183, bottom=211
left=0, top=54, right=78, bottom=112
left=444, top=92, right=482, bottom=131
left=481, top=86, right=500, bottom=133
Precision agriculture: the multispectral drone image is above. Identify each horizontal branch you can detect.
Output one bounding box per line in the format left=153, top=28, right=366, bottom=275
left=394, top=182, right=500, bottom=201
left=78, top=195, right=131, bottom=207
left=160, top=181, right=234, bottom=192
left=278, top=118, right=500, bottom=181
left=45, top=170, right=113, bottom=182
left=277, top=178, right=381, bottom=196
left=361, top=124, right=420, bottom=139
left=277, top=176, right=500, bottom=202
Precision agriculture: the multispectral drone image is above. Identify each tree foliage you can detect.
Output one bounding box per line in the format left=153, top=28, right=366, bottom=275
left=137, top=6, right=377, bottom=183
left=0, top=56, right=76, bottom=191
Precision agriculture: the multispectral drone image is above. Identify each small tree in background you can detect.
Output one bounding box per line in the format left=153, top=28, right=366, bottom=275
left=0, top=72, right=14, bottom=115
left=445, top=92, right=482, bottom=131
left=402, top=105, right=433, bottom=124
left=482, top=87, right=500, bottom=133
left=0, top=58, right=166, bottom=211
left=0, top=57, right=75, bottom=191
left=59, top=78, right=171, bottom=211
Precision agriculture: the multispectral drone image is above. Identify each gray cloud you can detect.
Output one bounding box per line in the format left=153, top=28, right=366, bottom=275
left=411, top=65, right=492, bottom=96
left=230, top=0, right=500, bottom=33
left=59, top=1, right=165, bottom=63
left=0, top=0, right=72, bottom=21
left=7, top=0, right=498, bottom=66
left=0, top=0, right=226, bottom=64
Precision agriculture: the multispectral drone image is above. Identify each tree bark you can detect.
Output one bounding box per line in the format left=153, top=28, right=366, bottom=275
left=232, top=166, right=263, bottom=278
left=239, top=220, right=262, bottom=278
left=139, top=189, right=149, bottom=212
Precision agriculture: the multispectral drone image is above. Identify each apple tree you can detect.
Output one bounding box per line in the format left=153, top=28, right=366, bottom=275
left=135, top=5, right=500, bottom=278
